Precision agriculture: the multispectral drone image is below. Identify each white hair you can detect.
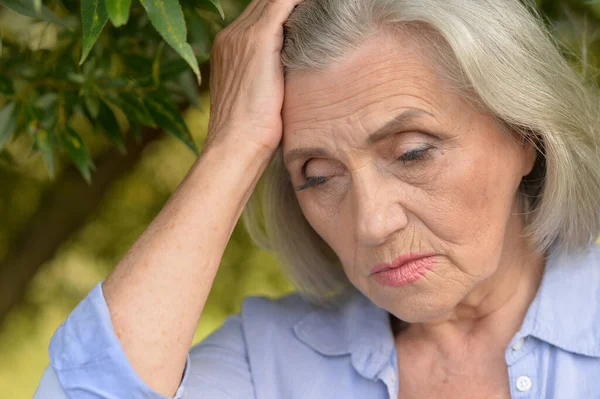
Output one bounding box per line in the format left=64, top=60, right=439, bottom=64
left=242, top=0, right=600, bottom=305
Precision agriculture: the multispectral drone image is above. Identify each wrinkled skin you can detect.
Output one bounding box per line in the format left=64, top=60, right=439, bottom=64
left=281, top=31, right=541, bottom=327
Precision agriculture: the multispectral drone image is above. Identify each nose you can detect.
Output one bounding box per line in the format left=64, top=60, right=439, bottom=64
left=352, top=171, right=409, bottom=247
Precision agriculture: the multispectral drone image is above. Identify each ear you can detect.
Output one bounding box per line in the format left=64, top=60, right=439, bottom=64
left=521, top=137, right=538, bottom=177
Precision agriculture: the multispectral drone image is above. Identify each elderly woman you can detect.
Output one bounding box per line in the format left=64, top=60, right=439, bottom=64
left=35, top=0, right=600, bottom=397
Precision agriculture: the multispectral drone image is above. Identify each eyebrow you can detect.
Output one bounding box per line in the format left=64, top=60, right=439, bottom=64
left=283, top=109, right=433, bottom=165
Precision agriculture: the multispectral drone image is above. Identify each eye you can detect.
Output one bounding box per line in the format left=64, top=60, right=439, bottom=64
left=295, top=176, right=328, bottom=191
left=396, top=146, right=432, bottom=164
left=295, top=158, right=339, bottom=191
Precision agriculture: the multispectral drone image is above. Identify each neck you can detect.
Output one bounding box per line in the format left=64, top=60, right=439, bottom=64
left=395, top=218, right=546, bottom=355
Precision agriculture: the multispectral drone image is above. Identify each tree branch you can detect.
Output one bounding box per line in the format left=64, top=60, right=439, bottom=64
left=0, top=127, right=165, bottom=327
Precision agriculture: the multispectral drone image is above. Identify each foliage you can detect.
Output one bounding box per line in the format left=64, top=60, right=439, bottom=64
left=0, top=0, right=235, bottom=183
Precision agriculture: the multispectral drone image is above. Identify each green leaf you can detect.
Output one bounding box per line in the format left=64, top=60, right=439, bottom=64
left=61, top=127, right=95, bottom=184
left=157, top=58, right=189, bottom=81
left=199, top=0, right=224, bottom=20
left=106, top=0, right=132, bottom=27
left=80, top=0, right=109, bottom=65
left=0, top=0, right=66, bottom=26
left=152, top=41, right=166, bottom=87
left=0, top=102, right=17, bottom=151
left=108, top=93, right=155, bottom=127
left=67, top=73, right=86, bottom=84
left=24, top=104, right=43, bottom=123
left=146, top=54, right=209, bottom=83
left=139, top=0, right=200, bottom=82
left=97, top=100, right=126, bottom=154
left=0, top=75, right=14, bottom=95
left=32, top=127, right=56, bottom=179
left=146, top=94, right=198, bottom=154
left=35, top=93, right=58, bottom=109
left=178, top=70, right=199, bottom=106
left=185, top=6, right=213, bottom=57
left=84, top=91, right=100, bottom=118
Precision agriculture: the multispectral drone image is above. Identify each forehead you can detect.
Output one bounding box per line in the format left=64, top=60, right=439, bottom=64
left=281, top=32, right=451, bottom=144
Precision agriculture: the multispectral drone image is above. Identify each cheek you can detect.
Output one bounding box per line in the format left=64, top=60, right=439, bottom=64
left=419, top=145, right=522, bottom=273
left=296, top=194, right=357, bottom=262
left=297, top=195, right=343, bottom=244
left=460, top=151, right=521, bottom=232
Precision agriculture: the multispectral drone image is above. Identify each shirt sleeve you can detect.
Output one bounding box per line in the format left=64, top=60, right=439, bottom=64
left=184, top=314, right=256, bottom=398
left=34, top=281, right=189, bottom=399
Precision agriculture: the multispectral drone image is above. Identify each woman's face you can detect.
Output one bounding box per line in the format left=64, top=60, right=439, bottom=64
left=281, top=32, right=536, bottom=322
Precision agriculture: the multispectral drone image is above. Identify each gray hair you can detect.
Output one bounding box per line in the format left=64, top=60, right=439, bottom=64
left=242, top=0, right=600, bottom=305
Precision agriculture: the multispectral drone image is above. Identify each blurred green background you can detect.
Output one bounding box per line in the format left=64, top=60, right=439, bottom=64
left=0, top=0, right=599, bottom=397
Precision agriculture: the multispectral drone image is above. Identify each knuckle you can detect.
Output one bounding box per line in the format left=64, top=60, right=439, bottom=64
left=248, top=23, right=265, bottom=36
left=252, top=16, right=277, bottom=35
left=265, top=0, right=288, bottom=12
left=213, top=29, right=229, bottom=45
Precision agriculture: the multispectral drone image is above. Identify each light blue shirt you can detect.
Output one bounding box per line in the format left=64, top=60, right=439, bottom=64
left=34, top=243, right=600, bottom=398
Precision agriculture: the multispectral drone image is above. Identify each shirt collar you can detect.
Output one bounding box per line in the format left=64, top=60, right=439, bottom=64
left=293, top=288, right=395, bottom=380
left=293, top=242, right=600, bottom=369
left=521, top=242, right=600, bottom=357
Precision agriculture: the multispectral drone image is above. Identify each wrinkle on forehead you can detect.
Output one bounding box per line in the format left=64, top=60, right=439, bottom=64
left=282, top=32, right=452, bottom=147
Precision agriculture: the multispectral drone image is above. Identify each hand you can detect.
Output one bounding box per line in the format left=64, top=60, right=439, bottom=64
left=205, top=0, right=305, bottom=153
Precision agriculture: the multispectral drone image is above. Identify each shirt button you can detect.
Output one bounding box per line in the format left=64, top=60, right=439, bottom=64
left=512, top=337, right=525, bottom=351
left=516, top=376, right=532, bottom=392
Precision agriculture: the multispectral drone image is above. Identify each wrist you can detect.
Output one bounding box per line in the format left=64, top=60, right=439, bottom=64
left=201, top=134, right=277, bottom=169
left=191, top=135, right=274, bottom=193
left=202, top=127, right=280, bottom=160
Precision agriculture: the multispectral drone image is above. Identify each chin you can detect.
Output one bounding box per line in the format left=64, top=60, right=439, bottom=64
left=367, top=283, right=467, bottom=324
left=389, top=303, right=457, bottom=324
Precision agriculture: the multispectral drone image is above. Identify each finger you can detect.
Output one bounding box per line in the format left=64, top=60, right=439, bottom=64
left=256, top=0, right=305, bottom=26
left=221, top=0, right=267, bottom=38
left=236, top=0, right=264, bottom=21
left=241, top=0, right=272, bottom=25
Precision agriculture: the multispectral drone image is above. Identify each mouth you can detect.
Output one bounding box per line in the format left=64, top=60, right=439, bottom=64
left=370, top=253, right=436, bottom=274
left=369, top=253, right=436, bottom=287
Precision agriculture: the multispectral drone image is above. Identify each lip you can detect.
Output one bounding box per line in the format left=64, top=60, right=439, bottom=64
left=370, top=253, right=436, bottom=275
left=369, top=253, right=436, bottom=287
